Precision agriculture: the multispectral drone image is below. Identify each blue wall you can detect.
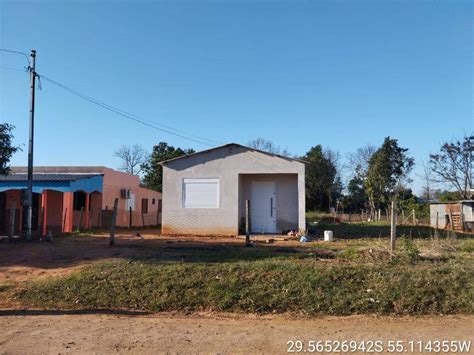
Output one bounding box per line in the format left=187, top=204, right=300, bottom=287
left=0, top=175, right=103, bottom=193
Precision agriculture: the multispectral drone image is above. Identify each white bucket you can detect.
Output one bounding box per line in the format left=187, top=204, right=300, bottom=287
left=324, top=230, right=333, bottom=242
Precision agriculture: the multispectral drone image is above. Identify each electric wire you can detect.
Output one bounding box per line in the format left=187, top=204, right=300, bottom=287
left=0, top=49, right=30, bottom=66
left=38, top=73, right=223, bottom=147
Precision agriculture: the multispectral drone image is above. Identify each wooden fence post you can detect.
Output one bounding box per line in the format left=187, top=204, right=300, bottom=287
left=390, top=200, right=397, bottom=253
left=129, top=206, right=132, bottom=228
left=245, top=200, right=251, bottom=247
left=141, top=213, right=145, bottom=227
left=434, top=211, right=439, bottom=239
left=109, top=199, right=118, bottom=246
left=39, top=207, right=44, bottom=237
left=448, top=210, right=455, bottom=231
left=412, top=209, right=416, bottom=226
left=105, top=205, right=109, bottom=228
left=97, top=208, right=101, bottom=228
left=401, top=210, right=405, bottom=224
left=8, top=201, right=16, bottom=242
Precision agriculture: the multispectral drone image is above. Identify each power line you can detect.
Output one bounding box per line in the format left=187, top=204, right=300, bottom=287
left=0, top=49, right=31, bottom=66
left=0, top=66, right=27, bottom=72
left=38, top=73, right=223, bottom=147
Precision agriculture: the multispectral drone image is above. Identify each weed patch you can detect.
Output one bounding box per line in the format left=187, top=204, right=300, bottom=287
left=16, top=255, right=473, bottom=316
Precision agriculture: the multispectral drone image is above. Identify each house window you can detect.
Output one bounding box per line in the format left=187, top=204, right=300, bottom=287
left=183, top=178, right=220, bottom=208
left=152, top=198, right=156, bottom=205
left=141, top=198, right=149, bottom=214
left=73, top=191, right=86, bottom=211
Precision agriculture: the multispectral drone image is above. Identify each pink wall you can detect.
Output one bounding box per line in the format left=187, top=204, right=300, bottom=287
left=101, top=168, right=162, bottom=227
left=42, top=190, right=63, bottom=235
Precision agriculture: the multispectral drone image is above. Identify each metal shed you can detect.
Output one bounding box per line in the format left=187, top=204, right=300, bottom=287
left=429, top=200, right=474, bottom=232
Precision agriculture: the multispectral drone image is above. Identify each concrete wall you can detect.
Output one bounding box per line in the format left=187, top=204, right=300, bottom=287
left=162, top=144, right=305, bottom=236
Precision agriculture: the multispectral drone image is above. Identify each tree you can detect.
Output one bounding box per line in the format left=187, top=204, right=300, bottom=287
left=0, top=123, right=20, bottom=175
left=365, top=137, right=414, bottom=216
left=142, top=142, right=195, bottom=192
left=345, top=144, right=376, bottom=181
left=433, top=190, right=463, bottom=202
left=429, top=134, right=473, bottom=199
left=303, top=145, right=338, bottom=211
left=419, top=161, right=435, bottom=201
left=342, top=144, right=376, bottom=213
left=247, top=137, right=293, bottom=157
left=114, top=144, right=149, bottom=175
left=345, top=176, right=368, bottom=212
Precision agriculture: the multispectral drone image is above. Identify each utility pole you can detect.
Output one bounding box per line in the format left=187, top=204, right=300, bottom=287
left=469, top=135, right=474, bottom=199
left=26, top=49, right=36, bottom=241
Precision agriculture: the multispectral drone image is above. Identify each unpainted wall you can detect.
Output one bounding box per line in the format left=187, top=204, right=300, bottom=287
left=162, top=145, right=305, bottom=236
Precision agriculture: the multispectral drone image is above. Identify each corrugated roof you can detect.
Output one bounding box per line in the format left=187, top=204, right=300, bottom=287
left=0, top=173, right=103, bottom=182
left=11, top=166, right=106, bottom=174
left=160, top=143, right=307, bottom=165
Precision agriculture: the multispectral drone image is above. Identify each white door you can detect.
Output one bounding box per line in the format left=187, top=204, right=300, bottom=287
left=250, top=181, right=276, bottom=233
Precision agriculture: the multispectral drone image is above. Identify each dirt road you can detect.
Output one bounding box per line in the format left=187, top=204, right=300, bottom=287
left=0, top=313, right=472, bottom=354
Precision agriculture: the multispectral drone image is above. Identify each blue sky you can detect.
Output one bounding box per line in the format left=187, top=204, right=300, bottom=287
left=1, top=0, right=472, bottom=193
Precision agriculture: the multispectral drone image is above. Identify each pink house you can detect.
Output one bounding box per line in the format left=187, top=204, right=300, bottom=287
left=0, top=166, right=162, bottom=237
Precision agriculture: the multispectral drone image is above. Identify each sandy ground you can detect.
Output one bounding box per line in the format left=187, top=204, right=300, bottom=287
left=0, top=313, right=472, bottom=354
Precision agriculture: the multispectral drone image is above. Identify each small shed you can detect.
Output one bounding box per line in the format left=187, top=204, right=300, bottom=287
left=429, top=200, right=474, bottom=232
left=161, top=143, right=306, bottom=236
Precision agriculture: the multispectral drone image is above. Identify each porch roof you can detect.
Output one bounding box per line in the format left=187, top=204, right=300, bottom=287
left=0, top=173, right=103, bottom=193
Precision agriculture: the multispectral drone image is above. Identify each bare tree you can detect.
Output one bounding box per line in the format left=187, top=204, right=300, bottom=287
left=429, top=134, right=473, bottom=199
left=418, top=161, right=435, bottom=201
left=114, top=144, right=149, bottom=175
left=247, top=137, right=293, bottom=157
left=345, top=144, right=376, bottom=180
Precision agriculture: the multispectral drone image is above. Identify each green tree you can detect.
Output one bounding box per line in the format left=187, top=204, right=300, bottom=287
left=0, top=123, right=20, bottom=175
left=303, top=145, right=338, bottom=211
left=142, top=142, right=195, bottom=191
left=433, top=190, right=463, bottom=202
left=365, top=137, right=414, bottom=216
left=398, top=188, right=429, bottom=220
left=345, top=175, right=368, bottom=212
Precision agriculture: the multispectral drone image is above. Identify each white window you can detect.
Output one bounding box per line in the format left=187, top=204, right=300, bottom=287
left=183, top=178, right=220, bottom=208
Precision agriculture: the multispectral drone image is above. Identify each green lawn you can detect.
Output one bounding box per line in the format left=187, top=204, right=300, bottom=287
left=14, top=237, right=474, bottom=316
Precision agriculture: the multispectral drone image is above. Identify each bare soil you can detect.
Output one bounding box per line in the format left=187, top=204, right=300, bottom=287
left=0, top=312, right=472, bottom=354
left=1, top=233, right=472, bottom=354
left=0, top=232, right=247, bottom=284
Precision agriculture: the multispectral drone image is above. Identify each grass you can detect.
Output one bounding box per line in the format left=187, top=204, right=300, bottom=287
left=15, top=238, right=474, bottom=316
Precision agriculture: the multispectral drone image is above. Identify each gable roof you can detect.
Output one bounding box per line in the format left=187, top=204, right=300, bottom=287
left=160, top=143, right=306, bottom=165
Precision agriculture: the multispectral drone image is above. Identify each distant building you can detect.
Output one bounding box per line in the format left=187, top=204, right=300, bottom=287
left=0, top=167, right=162, bottom=237
left=429, top=200, right=474, bottom=232
left=161, top=143, right=306, bottom=236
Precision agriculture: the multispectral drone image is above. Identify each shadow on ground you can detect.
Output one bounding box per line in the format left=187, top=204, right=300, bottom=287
left=0, top=233, right=333, bottom=274
left=0, top=309, right=151, bottom=317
